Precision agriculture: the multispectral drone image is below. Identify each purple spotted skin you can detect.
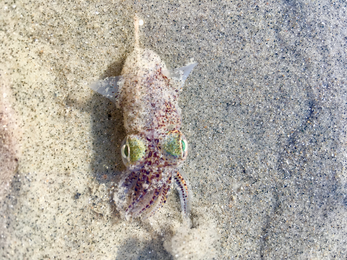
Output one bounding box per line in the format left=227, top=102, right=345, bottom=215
left=113, top=47, right=192, bottom=220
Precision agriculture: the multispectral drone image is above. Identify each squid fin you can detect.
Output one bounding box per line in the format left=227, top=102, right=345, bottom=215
left=163, top=62, right=198, bottom=88
left=89, top=76, right=121, bottom=103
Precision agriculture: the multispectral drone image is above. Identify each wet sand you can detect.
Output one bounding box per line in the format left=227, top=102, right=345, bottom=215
left=1, top=0, right=346, bottom=259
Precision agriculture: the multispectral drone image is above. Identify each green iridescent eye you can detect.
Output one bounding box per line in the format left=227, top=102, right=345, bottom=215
left=163, top=131, right=188, bottom=159
left=123, top=145, right=129, bottom=157
left=121, top=136, right=146, bottom=166
left=164, top=132, right=181, bottom=157
left=181, top=139, right=186, bottom=152
left=128, top=137, right=146, bottom=162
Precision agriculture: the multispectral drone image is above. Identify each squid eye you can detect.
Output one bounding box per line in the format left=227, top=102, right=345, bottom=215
left=163, top=130, right=188, bottom=159
left=121, top=144, right=129, bottom=158
left=121, top=135, right=146, bottom=166
left=181, top=137, right=188, bottom=158
left=181, top=139, right=187, bottom=152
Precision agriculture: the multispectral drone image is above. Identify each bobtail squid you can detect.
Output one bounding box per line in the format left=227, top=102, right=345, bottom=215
left=90, top=16, right=197, bottom=220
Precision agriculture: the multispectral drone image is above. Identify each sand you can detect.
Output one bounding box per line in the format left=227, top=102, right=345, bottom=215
left=1, top=0, right=346, bottom=259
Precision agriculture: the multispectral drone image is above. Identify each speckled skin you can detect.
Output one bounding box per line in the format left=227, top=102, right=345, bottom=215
left=119, top=49, right=181, bottom=134
left=114, top=44, right=191, bottom=219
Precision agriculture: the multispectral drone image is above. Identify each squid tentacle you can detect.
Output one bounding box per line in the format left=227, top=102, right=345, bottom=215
left=144, top=175, right=172, bottom=219
left=130, top=185, right=164, bottom=218
left=115, top=171, right=139, bottom=212
left=128, top=188, right=156, bottom=218
left=139, top=186, right=165, bottom=219
left=174, top=170, right=191, bottom=218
